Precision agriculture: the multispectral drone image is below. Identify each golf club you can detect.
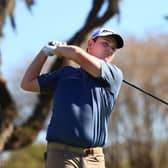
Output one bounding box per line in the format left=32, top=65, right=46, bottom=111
left=123, top=79, right=168, bottom=106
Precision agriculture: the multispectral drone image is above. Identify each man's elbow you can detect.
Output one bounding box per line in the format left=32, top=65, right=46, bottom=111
left=20, top=79, right=40, bottom=92
left=20, top=78, right=32, bottom=91
left=20, top=80, right=29, bottom=91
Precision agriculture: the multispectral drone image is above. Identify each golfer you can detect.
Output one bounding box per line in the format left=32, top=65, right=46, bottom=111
left=21, top=27, right=124, bottom=168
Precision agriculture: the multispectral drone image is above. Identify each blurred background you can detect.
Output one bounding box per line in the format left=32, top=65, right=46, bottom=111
left=0, top=0, right=168, bottom=167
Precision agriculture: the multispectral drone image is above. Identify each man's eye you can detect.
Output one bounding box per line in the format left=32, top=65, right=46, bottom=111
left=102, top=42, right=109, bottom=47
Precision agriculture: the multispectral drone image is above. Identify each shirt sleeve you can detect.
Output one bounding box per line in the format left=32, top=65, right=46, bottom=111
left=37, top=71, right=59, bottom=94
left=100, top=60, right=123, bottom=97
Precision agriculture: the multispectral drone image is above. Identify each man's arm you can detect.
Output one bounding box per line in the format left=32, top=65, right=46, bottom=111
left=55, top=45, right=101, bottom=77
left=21, top=41, right=67, bottom=92
left=21, top=42, right=101, bottom=92
left=21, top=51, right=47, bottom=92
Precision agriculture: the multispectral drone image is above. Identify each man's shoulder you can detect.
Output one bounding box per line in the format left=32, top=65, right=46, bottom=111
left=101, top=60, right=123, bottom=76
left=100, top=60, right=123, bottom=88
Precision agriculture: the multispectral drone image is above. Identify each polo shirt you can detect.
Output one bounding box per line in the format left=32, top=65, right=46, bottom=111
left=38, top=60, right=123, bottom=147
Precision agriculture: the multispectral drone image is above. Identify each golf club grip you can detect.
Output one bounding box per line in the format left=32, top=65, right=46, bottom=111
left=123, top=80, right=168, bottom=106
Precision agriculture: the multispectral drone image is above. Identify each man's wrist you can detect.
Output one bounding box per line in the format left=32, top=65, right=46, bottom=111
left=41, top=46, right=55, bottom=56
left=41, top=41, right=67, bottom=57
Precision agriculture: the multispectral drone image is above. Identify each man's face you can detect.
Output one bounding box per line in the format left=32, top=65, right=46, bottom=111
left=87, top=36, right=117, bottom=61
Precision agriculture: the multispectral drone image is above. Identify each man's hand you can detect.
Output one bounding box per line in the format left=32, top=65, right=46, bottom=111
left=42, top=41, right=67, bottom=56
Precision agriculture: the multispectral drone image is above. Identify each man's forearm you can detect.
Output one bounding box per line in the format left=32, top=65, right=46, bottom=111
left=55, top=45, right=101, bottom=77
left=21, top=50, right=47, bottom=91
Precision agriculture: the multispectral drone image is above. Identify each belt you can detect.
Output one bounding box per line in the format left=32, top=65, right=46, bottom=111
left=47, top=142, right=103, bottom=155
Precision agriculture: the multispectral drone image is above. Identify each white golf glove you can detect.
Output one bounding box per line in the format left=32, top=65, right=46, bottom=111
left=42, top=41, right=67, bottom=56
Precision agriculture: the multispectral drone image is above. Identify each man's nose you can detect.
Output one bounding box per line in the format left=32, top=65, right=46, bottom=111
left=107, top=46, right=114, bottom=54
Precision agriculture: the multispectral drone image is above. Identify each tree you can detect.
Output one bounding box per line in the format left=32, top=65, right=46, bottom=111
left=2, top=143, right=45, bottom=168
left=0, top=0, right=121, bottom=151
left=2, top=36, right=168, bottom=168
left=105, top=36, right=168, bottom=168
left=1, top=2, right=168, bottom=167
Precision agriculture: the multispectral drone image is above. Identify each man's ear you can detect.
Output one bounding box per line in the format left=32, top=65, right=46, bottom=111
left=87, top=39, right=94, bottom=51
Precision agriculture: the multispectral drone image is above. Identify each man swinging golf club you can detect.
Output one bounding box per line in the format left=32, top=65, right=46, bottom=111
left=21, top=27, right=124, bottom=168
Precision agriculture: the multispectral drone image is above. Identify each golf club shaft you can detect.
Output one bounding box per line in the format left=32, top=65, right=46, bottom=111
left=123, top=80, right=168, bottom=106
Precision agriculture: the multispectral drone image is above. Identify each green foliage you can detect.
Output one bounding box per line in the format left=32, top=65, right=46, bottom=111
left=14, top=126, right=35, bottom=139
left=2, top=143, right=46, bottom=168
